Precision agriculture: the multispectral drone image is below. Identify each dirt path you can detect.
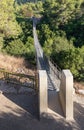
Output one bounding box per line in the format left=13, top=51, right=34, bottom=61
left=0, top=92, right=84, bottom=130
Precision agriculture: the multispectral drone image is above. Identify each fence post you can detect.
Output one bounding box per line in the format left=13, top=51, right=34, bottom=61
left=38, top=70, right=48, bottom=118
left=59, top=69, right=73, bottom=120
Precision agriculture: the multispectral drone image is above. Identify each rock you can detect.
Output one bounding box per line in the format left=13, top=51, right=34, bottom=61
left=78, top=89, right=84, bottom=95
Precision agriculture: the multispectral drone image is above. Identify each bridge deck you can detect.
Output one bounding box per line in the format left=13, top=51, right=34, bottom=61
left=33, top=20, right=63, bottom=116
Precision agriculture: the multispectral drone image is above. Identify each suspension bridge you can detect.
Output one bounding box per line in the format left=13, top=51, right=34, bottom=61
left=33, top=19, right=61, bottom=91
left=0, top=18, right=73, bottom=120
left=33, top=17, right=74, bottom=120
left=33, top=18, right=64, bottom=116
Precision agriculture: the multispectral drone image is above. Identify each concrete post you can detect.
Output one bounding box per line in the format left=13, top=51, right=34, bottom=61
left=59, top=69, right=73, bottom=120
left=38, top=70, right=48, bottom=118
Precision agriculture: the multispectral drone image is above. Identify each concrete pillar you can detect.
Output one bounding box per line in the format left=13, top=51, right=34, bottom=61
left=59, top=69, right=73, bottom=120
left=38, top=70, right=48, bottom=118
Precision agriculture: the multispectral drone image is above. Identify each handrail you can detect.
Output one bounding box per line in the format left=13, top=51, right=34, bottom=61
left=0, top=68, right=38, bottom=92
left=0, top=68, right=34, bottom=80
left=33, top=18, right=62, bottom=91
left=43, top=54, right=62, bottom=79
left=33, top=18, right=61, bottom=80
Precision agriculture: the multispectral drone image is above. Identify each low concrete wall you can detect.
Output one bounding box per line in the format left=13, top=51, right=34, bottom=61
left=38, top=70, right=48, bottom=118
left=59, top=70, right=73, bottom=120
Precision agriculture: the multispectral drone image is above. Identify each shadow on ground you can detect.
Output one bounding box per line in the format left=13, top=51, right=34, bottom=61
left=48, top=90, right=64, bottom=117
left=73, top=102, right=84, bottom=130
left=0, top=111, right=70, bottom=130
left=0, top=94, right=84, bottom=130
left=3, top=93, right=39, bottom=118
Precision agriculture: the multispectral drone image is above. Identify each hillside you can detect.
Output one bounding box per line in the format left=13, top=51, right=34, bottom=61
left=0, top=0, right=84, bottom=81
left=37, top=0, right=84, bottom=81
left=0, top=53, right=35, bottom=75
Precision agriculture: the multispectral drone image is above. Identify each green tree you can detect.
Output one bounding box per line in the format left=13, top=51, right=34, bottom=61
left=37, top=0, right=84, bottom=80
left=0, top=0, right=22, bottom=38
left=5, top=39, right=26, bottom=56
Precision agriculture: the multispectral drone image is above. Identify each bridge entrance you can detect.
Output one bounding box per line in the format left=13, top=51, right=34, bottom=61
left=33, top=19, right=73, bottom=119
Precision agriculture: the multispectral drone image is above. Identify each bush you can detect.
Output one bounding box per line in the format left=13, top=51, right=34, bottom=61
left=5, top=39, right=26, bottom=56
left=51, top=47, right=84, bottom=79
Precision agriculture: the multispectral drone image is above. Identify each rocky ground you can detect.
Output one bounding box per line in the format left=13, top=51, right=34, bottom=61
left=74, top=82, right=84, bottom=96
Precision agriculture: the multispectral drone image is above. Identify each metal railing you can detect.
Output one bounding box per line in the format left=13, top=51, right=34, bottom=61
left=0, top=68, right=38, bottom=93
left=43, top=54, right=61, bottom=90
left=33, top=19, right=62, bottom=90
left=48, top=58, right=61, bottom=79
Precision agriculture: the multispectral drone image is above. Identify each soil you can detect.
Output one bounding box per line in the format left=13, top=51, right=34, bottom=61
left=74, top=82, right=84, bottom=96
left=0, top=91, right=84, bottom=130
left=0, top=53, right=36, bottom=76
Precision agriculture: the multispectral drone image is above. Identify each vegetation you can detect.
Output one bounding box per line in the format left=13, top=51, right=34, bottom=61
left=0, top=0, right=37, bottom=65
left=0, top=0, right=84, bottom=81
left=0, top=0, right=44, bottom=65
left=37, top=0, right=84, bottom=80
left=17, top=1, right=43, bottom=17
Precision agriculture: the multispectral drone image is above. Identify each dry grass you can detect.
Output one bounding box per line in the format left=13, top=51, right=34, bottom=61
left=0, top=53, right=35, bottom=75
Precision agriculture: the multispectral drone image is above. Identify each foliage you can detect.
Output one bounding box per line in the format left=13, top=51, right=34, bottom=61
left=37, top=0, right=84, bottom=80
left=5, top=37, right=35, bottom=64
left=51, top=47, right=84, bottom=79
left=16, top=1, right=43, bottom=18
left=0, top=0, right=22, bottom=38
left=0, top=0, right=36, bottom=65
left=5, top=39, right=25, bottom=56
